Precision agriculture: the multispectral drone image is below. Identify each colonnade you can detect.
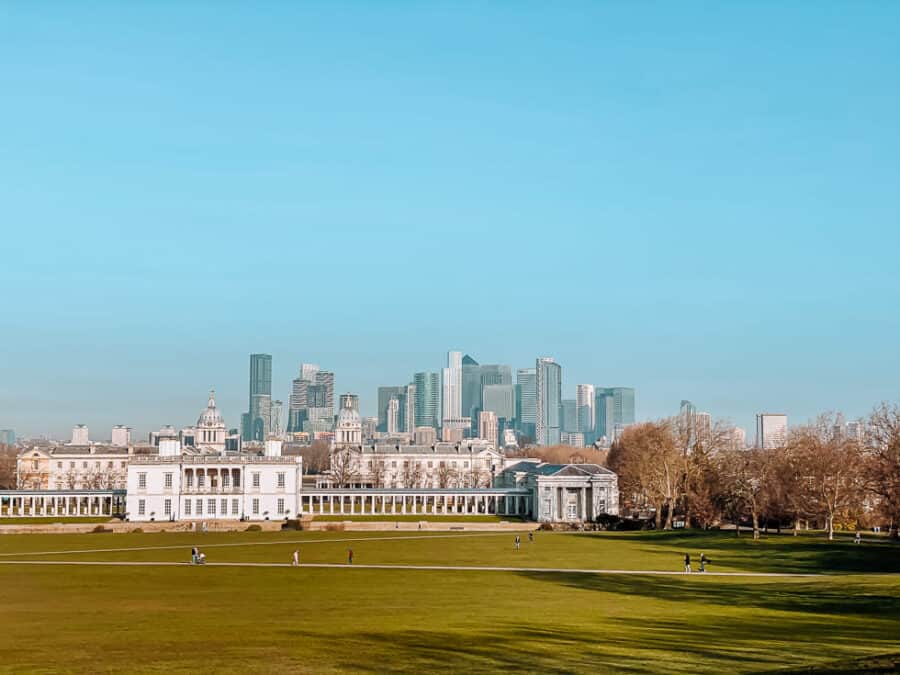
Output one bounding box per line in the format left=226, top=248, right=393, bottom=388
left=0, top=492, right=124, bottom=517
left=301, top=491, right=530, bottom=517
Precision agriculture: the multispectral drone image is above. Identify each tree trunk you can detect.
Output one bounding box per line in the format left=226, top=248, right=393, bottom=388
left=827, top=514, right=834, bottom=541
left=655, top=504, right=663, bottom=530
left=663, top=500, right=674, bottom=530
left=735, top=516, right=741, bottom=537
left=752, top=511, right=760, bottom=540
left=792, top=518, right=799, bottom=536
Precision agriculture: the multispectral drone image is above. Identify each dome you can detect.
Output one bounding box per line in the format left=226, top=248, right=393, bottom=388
left=197, top=389, right=225, bottom=428
left=336, top=406, right=361, bottom=427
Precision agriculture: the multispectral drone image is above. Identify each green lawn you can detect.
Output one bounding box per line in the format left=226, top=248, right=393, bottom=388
left=0, top=530, right=897, bottom=673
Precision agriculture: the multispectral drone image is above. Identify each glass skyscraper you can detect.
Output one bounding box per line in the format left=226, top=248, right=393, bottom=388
left=243, top=353, right=272, bottom=441
left=515, top=368, right=537, bottom=440
left=535, top=357, right=562, bottom=446
left=413, top=371, right=441, bottom=429
left=594, top=387, right=635, bottom=442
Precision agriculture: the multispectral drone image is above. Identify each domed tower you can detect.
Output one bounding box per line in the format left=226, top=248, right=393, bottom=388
left=196, top=389, right=226, bottom=452
left=334, top=393, right=362, bottom=447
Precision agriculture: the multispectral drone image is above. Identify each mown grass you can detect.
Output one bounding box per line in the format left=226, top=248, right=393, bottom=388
left=0, top=531, right=897, bottom=673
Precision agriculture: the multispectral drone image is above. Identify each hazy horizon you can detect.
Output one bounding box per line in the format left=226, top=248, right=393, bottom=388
left=1, top=4, right=898, bottom=439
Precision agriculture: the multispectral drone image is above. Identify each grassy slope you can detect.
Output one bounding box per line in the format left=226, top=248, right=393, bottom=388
left=0, top=531, right=897, bottom=674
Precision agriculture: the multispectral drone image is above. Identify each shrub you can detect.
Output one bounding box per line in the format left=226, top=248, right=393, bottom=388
left=324, top=523, right=345, bottom=532
left=281, top=519, right=302, bottom=531
left=245, top=524, right=262, bottom=532
left=131, top=528, right=144, bottom=534
left=90, top=525, right=112, bottom=534
left=539, top=522, right=554, bottom=531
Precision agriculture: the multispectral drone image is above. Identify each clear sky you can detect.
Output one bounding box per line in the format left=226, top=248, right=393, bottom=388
left=1, top=2, right=898, bottom=440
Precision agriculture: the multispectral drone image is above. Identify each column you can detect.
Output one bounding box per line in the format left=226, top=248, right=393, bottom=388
left=580, top=488, right=587, bottom=521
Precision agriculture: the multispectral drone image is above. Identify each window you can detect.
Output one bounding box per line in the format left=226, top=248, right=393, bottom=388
left=221, top=499, right=227, bottom=515
left=107, top=461, right=113, bottom=468
left=164, top=473, right=173, bottom=489
left=427, top=461, right=433, bottom=468
left=138, top=500, right=145, bottom=516
left=185, top=474, right=193, bottom=488
left=196, top=499, right=203, bottom=515
left=232, top=499, right=239, bottom=516
left=208, top=499, right=216, bottom=515
left=277, top=472, right=285, bottom=489
left=70, top=461, right=75, bottom=469
left=184, top=500, right=192, bottom=516
left=367, top=461, right=373, bottom=469
left=31, top=459, right=39, bottom=470
left=252, top=498, right=259, bottom=515
left=82, top=461, right=88, bottom=469
left=222, top=474, right=230, bottom=488
left=57, top=462, right=62, bottom=469
left=164, top=499, right=172, bottom=516
left=121, top=461, right=127, bottom=468
left=138, top=473, right=147, bottom=489
left=95, top=461, right=100, bottom=469
left=391, top=461, right=397, bottom=468
left=252, top=473, right=260, bottom=488
left=198, top=474, right=206, bottom=488
left=277, top=498, right=285, bottom=515
left=464, top=461, right=469, bottom=468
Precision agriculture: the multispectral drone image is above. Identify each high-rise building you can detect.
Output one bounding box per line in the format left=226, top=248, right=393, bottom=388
left=401, top=383, right=416, bottom=433
left=516, top=368, right=537, bottom=440
left=377, top=386, right=406, bottom=432
left=315, top=371, right=334, bottom=415
left=561, top=399, right=577, bottom=433
left=243, top=353, right=272, bottom=441
left=561, top=431, right=585, bottom=447
left=0, top=429, right=15, bottom=446
left=71, top=425, right=89, bottom=445
left=442, top=351, right=463, bottom=424
left=729, top=426, right=747, bottom=450
left=482, top=383, right=515, bottom=422
left=386, top=397, right=401, bottom=434
left=576, top=384, right=595, bottom=437
left=110, top=425, right=131, bottom=447
left=595, top=387, right=635, bottom=442
left=756, top=413, right=788, bottom=449
left=288, top=364, right=332, bottom=434
left=535, top=357, right=562, bottom=446
left=478, top=411, right=499, bottom=447
left=461, top=357, right=512, bottom=432
left=414, top=426, right=438, bottom=446
left=270, top=400, right=284, bottom=436
left=413, top=371, right=441, bottom=429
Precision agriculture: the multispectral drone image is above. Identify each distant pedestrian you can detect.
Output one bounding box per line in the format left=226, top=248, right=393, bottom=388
left=191, top=546, right=199, bottom=564
left=684, top=553, right=691, bottom=574
left=699, top=553, right=707, bottom=573
left=528, top=531, right=534, bottom=544
left=348, top=548, right=353, bottom=565
left=292, top=550, right=300, bottom=566
left=198, top=551, right=206, bottom=564
left=515, top=535, right=521, bottom=551
left=855, top=531, right=862, bottom=544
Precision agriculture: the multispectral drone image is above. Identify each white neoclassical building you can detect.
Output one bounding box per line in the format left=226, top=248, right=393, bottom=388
left=125, top=438, right=302, bottom=522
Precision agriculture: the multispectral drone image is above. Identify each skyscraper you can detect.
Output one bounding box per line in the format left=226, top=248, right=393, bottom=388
left=386, top=397, right=401, bottom=434
left=377, top=386, right=406, bottom=432
left=442, top=350, right=463, bottom=424
left=561, top=399, right=577, bottom=433
left=482, top=383, right=515, bottom=421
left=414, top=371, right=441, bottom=429
left=756, top=413, right=788, bottom=449
left=461, top=358, right=512, bottom=433
left=595, top=387, right=635, bottom=442
left=478, top=410, right=499, bottom=447
left=515, top=368, right=537, bottom=440
left=576, top=384, right=595, bottom=438
left=401, top=383, right=416, bottom=433
left=243, top=353, right=272, bottom=441
left=0, top=429, right=15, bottom=446
left=535, top=357, right=562, bottom=446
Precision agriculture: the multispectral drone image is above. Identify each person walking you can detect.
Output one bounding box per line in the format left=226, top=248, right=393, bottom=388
left=292, top=549, right=300, bottom=567
left=684, top=553, right=692, bottom=574
left=528, top=531, right=534, bottom=544
left=191, top=546, right=199, bottom=564
left=855, top=531, right=862, bottom=544
left=699, top=553, right=707, bottom=573
left=347, top=548, right=353, bottom=565
left=515, top=535, right=521, bottom=551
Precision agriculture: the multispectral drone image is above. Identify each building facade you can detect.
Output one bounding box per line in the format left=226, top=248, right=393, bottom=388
left=535, top=357, right=562, bottom=446
left=756, top=413, right=788, bottom=449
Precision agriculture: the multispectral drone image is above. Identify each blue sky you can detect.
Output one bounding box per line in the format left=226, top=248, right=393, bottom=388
left=1, top=2, right=898, bottom=439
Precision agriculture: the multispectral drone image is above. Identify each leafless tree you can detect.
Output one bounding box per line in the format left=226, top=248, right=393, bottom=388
left=0, top=446, right=17, bottom=489
left=330, top=447, right=360, bottom=488
left=370, top=459, right=387, bottom=488
left=863, top=403, right=900, bottom=538
left=401, top=460, right=423, bottom=488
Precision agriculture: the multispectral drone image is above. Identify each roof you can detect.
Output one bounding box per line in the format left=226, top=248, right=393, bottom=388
left=349, top=443, right=497, bottom=455
left=503, top=462, right=616, bottom=478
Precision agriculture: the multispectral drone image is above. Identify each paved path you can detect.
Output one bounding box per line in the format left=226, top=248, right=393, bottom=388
left=0, top=559, right=824, bottom=577
left=0, top=532, right=509, bottom=558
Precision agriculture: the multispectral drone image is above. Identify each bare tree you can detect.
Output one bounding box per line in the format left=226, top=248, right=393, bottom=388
left=0, top=446, right=17, bottom=489
left=295, top=440, right=332, bottom=474
left=401, top=460, right=423, bottom=488
left=330, top=447, right=360, bottom=488
left=370, top=459, right=386, bottom=488
left=864, top=403, right=900, bottom=538
left=436, top=463, right=457, bottom=488
left=64, top=468, right=79, bottom=490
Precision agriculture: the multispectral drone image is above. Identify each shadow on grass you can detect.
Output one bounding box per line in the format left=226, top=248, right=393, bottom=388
left=575, top=531, right=900, bottom=574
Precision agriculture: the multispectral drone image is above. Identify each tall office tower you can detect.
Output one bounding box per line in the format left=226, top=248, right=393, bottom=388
left=756, top=413, right=788, bottom=449
left=361, top=416, right=378, bottom=441
left=339, top=393, right=359, bottom=413
left=535, top=357, right=562, bottom=446
left=414, top=426, right=438, bottom=446
left=729, top=426, right=747, bottom=450
left=270, top=400, right=284, bottom=436
left=0, top=429, right=15, bottom=446
left=315, top=371, right=335, bottom=415
left=243, top=353, right=272, bottom=441
left=401, top=383, right=416, bottom=433
left=680, top=400, right=697, bottom=418
left=561, top=399, right=577, bottom=433
left=483, top=383, right=515, bottom=421
left=595, top=387, right=636, bottom=442
left=386, top=397, right=401, bottom=434
left=575, top=384, right=595, bottom=438
left=479, top=411, right=499, bottom=447
left=71, top=425, right=89, bottom=445
left=516, top=368, right=537, bottom=439
left=299, top=363, right=320, bottom=382
left=442, top=350, right=463, bottom=423
left=377, top=386, right=406, bottom=432
left=110, top=425, right=131, bottom=447
left=461, top=358, right=512, bottom=434
left=413, top=371, right=441, bottom=429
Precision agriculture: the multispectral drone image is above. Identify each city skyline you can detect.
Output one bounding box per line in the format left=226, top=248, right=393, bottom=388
left=2, top=4, right=898, bottom=439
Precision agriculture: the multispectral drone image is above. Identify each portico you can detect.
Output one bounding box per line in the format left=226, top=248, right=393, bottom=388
left=301, top=488, right=532, bottom=517
left=0, top=490, right=126, bottom=518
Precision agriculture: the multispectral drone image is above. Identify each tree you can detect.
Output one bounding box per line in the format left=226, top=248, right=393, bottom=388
left=789, top=415, right=865, bottom=540
left=330, top=447, right=360, bottom=488
left=0, top=446, right=16, bottom=489
left=401, top=460, right=423, bottom=488
left=370, top=459, right=386, bottom=488
left=864, top=403, right=900, bottom=538
left=294, top=440, right=331, bottom=474
left=715, top=448, right=771, bottom=539
left=436, top=463, right=457, bottom=488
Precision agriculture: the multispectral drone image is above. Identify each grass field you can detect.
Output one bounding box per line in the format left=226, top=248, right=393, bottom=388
left=1, top=530, right=898, bottom=673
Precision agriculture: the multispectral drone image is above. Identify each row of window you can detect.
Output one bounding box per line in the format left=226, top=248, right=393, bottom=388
left=56, top=460, right=127, bottom=470
left=138, top=472, right=286, bottom=490
left=366, top=460, right=473, bottom=470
